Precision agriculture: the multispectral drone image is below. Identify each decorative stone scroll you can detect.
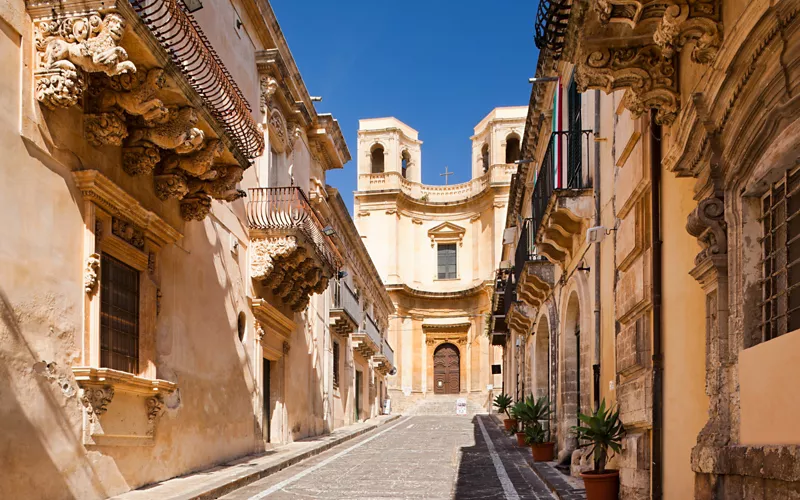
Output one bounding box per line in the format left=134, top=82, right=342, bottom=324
left=80, top=385, right=114, bottom=423
left=654, top=2, right=722, bottom=65
left=112, top=217, right=145, bottom=250
left=84, top=253, right=101, bottom=295
left=145, top=394, right=165, bottom=436
left=686, top=195, right=727, bottom=266
left=33, top=11, right=136, bottom=109
left=576, top=44, right=679, bottom=125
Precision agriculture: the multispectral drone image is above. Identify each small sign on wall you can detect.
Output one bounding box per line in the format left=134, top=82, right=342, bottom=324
left=456, top=398, right=467, bottom=415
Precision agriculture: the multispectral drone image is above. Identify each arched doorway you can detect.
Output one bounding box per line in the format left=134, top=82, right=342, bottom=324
left=433, top=343, right=460, bottom=394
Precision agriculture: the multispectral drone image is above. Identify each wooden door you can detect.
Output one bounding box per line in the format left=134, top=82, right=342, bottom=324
left=433, top=343, right=460, bottom=394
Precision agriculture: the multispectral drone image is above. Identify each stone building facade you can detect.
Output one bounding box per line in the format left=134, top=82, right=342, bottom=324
left=354, top=110, right=524, bottom=411
left=495, top=0, right=800, bottom=498
left=0, top=1, right=393, bottom=498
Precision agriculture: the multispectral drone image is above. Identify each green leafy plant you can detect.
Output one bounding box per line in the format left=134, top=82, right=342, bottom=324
left=484, top=312, right=494, bottom=337
left=507, top=400, right=527, bottom=435
left=492, top=393, right=513, bottom=418
left=571, top=400, right=625, bottom=473
left=523, top=423, right=547, bottom=445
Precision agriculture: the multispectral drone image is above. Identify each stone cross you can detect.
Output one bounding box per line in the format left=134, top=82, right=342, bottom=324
left=440, top=166, right=453, bottom=185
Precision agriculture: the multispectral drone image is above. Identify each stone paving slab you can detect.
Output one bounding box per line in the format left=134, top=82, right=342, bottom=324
left=488, top=414, right=586, bottom=500
left=113, top=414, right=401, bottom=500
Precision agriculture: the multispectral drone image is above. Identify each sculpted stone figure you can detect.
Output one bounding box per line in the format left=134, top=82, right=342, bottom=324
left=128, top=107, right=205, bottom=154
left=41, top=13, right=136, bottom=77
left=161, top=139, right=224, bottom=180
left=99, top=68, right=168, bottom=122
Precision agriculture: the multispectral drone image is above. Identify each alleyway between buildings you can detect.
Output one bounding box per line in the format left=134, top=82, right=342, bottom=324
left=221, top=415, right=556, bottom=500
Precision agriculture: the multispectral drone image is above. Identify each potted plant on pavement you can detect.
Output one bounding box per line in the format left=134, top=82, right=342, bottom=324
left=509, top=400, right=528, bottom=446
left=493, top=393, right=516, bottom=431
left=571, top=400, right=625, bottom=500
left=523, top=396, right=555, bottom=461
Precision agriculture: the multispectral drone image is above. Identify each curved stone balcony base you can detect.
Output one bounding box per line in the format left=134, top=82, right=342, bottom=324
left=250, top=234, right=332, bottom=312
left=352, top=332, right=379, bottom=359
left=506, top=302, right=535, bottom=336
left=536, top=189, right=593, bottom=268
left=330, top=312, right=358, bottom=336
left=517, top=260, right=555, bottom=311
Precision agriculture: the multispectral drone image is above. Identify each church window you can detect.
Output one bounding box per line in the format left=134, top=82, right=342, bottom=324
left=505, top=135, right=521, bottom=164
left=760, top=166, right=800, bottom=343
left=371, top=145, right=385, bottom=173
left=401, top=150, right=411, bottom=178
left=437, top=243, right=458, bottom=280
left=100, top=254, right=140, bottom=373
left=269, top=147, right=279, bottom=187
left=481, top=144, right=490, bottom=173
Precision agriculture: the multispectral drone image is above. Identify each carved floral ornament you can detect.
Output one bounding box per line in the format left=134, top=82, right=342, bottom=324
left=28, top=7, right=246, bottom=222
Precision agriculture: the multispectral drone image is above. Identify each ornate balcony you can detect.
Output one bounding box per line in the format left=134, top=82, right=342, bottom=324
left=571, top=0, right=723, bottom=125
left=490, top=268, right=511, bottom=346
left=353, top=315, right=381, bottom=359
left=532, top=131, right=594, bottom=268
left=247, top=187, right=340, bottom=312
left=514, top=219, right=555, bottom=312
left=330, top=280, right=361, bottom=335
left=25, top=0, right=265, bottom=221
left=375, top=338, right=395, bottom=375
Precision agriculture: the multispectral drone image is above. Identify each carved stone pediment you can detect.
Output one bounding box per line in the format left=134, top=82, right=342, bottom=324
left=427, top=222, right=467, bottom=247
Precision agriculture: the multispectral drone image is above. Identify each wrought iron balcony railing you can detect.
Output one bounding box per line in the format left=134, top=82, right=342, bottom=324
left=247, top=187, right=340, bottom=272
left=382, top=338, right=395, bottom=368
left=331, top=280, right=362, bottom=328
left=534, top=0, right=572, bottom=59
left=531, top=130, right=594, bottom=241
left=364, top=315, right=382, bottom=349
left=514, top=218, right=549, bottom=285
left=129, top=0, right=264, bottom=159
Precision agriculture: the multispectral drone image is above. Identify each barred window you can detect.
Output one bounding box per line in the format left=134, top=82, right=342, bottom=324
left=100, top=254, right=140, bottom=373
left=333, top=340, right=341, bottom=388
left=761, top=166, right=800, bottom=342
left=437, top=243, right=457, bottom=279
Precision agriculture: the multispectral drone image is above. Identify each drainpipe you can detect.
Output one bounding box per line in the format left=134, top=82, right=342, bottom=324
left=649, top=110, right=664, bottom=500
left=593, top=91, right=602, bottom=410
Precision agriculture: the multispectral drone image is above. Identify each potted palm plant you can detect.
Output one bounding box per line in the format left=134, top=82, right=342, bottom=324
left=492, top=393, right=516, bottom=431
left=523, top=396, right=555, bottom=461
left=571, top=400, right=625, bottom=500
left=509, top=400, right=528, bottom=446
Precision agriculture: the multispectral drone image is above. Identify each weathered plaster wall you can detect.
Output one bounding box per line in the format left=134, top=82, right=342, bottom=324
left=660, top=170, right=710, bottom=499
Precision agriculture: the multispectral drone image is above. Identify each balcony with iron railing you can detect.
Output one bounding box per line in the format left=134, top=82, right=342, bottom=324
left=530, top=130, right=595, bottom=268
left=353, top=314, right=382, bottom=359
left=514, top=219, right=555, bottom=314
left=375, top=337, right=395, bottom=375
left=247, top=187, right=341, bottom=311
left=490, top=268, right=510, bottom=346
left=330, top=280, right=361, bottom=335
left=534, top=0, right=572, bottom=60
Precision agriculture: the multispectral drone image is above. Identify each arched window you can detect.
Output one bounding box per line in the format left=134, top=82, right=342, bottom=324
left=481, top=144, right=490, bottom=173
left=401, top=150, right=411, bottom=178
left=371, top=145, right=385, bottom=173
left=505, top=135, right=521, bottom=164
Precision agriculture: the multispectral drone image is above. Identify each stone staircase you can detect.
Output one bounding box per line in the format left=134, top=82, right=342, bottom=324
left=403, top=394, right=489, bottom=416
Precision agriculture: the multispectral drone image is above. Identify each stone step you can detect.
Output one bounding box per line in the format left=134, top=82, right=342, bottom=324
left=404, top=396, right=489, bottom=416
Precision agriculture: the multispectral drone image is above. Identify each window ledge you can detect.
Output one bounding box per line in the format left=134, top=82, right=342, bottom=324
left=72, top=367, right=177, bottom=447
left=72, top=367, right=177, bottom=396
left=434, top=278, right=461, bottom=282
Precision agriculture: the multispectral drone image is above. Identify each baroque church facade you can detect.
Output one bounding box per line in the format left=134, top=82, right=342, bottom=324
left=354, top=108, right=525, bottom=411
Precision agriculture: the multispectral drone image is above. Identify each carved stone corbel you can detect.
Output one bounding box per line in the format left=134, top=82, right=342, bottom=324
left=575, top=44, right=679, bottom=125
left=84, top=253, right=101, bottom=295
left=33, top=12, right=136, bottom=109
left=84, top=112, right=128, bottom=146
left=654, top=2, right=722, bottom=65
left=686, top=195, right=727, bottom=266
left=80, top=385, right=114, bottom=422
left=145, top=394, right=165, bottom=436
left=259, top=76, right=278, bottom=111
left=251, top=236, right=300, bottom=281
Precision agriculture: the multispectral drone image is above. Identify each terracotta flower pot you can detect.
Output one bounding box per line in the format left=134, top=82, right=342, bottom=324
left=515, top=432, right=526, bottom=446
left=530, top=442, right=555, bottom=462
left=503, top=418, right=517, bottom=431
left=581, top=470, right=620, bottom=500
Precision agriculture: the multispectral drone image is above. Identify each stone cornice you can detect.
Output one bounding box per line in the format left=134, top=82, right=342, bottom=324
left=73, top=170, right=182, bottom=249
left=249, top=297, right=295, bottom=339
left=385, top=281, right=491, bottom=300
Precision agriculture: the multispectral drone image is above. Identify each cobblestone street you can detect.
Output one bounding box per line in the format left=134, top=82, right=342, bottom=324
left=220, top=415, right=556, bottom=500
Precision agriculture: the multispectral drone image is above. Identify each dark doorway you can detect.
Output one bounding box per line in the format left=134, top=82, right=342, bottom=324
left=262, top=358, right=270, bottom=442
left=433, top=343, right=460, bottom=394
left=355, top=370, right=362, bottom=421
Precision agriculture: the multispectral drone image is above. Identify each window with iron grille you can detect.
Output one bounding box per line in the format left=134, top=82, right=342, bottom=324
left=100, top=254, right=140, bottom=373
left=333, top=340, right=341, bottom=388
left=760, top=166, right=800, bottom=343
left=437, top=243, right=457, bottom=279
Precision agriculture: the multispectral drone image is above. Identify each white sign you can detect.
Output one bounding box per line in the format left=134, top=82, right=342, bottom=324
left=383, top=399, right=391, bottom=415
left=456, top=398, right=467, bottom=415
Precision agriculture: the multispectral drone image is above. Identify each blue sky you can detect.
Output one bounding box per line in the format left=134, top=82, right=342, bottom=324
left=271, top=1, right=540, bottom=212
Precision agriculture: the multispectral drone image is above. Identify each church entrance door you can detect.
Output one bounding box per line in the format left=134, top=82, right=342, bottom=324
left=433, top=343, right=460, bottom=394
